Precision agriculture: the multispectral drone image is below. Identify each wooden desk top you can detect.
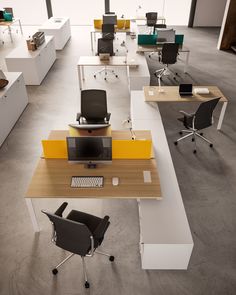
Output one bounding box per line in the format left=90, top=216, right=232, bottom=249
left=77, top=56, right=139, bottom=67
left=26, top=158, right=161, bottom=199
left=144, top=86, right=228, bottom=103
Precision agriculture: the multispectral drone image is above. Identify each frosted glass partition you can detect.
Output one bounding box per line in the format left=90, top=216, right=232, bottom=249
left=51, top=0, right=192, bottom=26
left=0, top=0, right=48, bottom=25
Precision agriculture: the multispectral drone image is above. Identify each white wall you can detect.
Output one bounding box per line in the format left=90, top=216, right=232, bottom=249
left=193, top=0, right=227, bottom=26
left=51, top=0, right=192, bottom=26
left=0, top=0, right=48, bottom=25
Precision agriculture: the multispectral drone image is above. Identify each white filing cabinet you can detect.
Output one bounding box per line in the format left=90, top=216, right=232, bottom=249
left=5, top=36, right=56, bottom=85
left=131, top=91, right=193, bottom=269
left=0, top=72, right=28, bottom=146
left=38, top=17, right=71, bottom=50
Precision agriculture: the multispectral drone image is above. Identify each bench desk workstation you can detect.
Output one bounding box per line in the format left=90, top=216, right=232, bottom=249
left=25, top=130, right=161, bottom=233
left=143, top=86, right=228, bottom=130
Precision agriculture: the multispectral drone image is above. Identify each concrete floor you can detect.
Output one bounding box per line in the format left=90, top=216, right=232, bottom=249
left=0, top=26, right=236, bottom=295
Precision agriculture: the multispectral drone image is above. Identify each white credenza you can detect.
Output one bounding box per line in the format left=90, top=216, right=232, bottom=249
left=38, top=17, right=71, bottom=50
left=0, top=72, right=28, bottom=146
left=131, top=91, right=193, bottom=269
left=5, top=36, right=56, bottom=85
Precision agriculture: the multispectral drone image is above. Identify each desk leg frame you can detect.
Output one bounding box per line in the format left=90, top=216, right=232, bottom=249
left=90, top=31, right=94, bottom=51
left=18, top=19, right=23, bottom=35
left=25, top=198, right=40, bottom=232
left=184, top=51, right=190, bottom=73
left=217, top=101, right=228, bottom=130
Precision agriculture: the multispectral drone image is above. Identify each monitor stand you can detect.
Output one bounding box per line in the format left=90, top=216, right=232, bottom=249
left=86, top=163, right=97, bottom=169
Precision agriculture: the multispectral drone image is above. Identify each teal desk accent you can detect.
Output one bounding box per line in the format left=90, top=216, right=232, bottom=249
left=138, top=34, right=184, bottom=45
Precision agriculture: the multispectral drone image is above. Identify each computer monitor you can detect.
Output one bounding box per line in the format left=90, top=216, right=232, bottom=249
left=103, top=14, right=117, bottom=25
left=157, top=29, right=175, bottom=43
left=67, top=136, right=112, bottom=168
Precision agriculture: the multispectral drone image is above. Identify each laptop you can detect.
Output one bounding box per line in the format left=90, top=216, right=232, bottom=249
left=179, top=84, right=193, bottom=96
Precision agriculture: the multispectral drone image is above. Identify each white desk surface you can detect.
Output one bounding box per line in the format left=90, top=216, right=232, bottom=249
left=131, top=90, right=193, bottom=245
left=5, top=36, right=54, bottom=59
left=39, top=17, right=69, bottom=29
left=77, top=56, right=138, bottom=67
left=0, top=72, right=22, bottom=97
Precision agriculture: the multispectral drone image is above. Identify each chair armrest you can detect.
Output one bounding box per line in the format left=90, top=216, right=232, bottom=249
left=93, top=215, right=110, bottom=242
left=179, top=110, right=194, bottom=117
left=54, top=202, right=68, bottom=217
left=105, top=113, right=111, bottom=122
left=76, top=113, right=82, bottom=123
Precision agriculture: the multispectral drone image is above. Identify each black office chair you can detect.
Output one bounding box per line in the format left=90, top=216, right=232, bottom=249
left=153, top=23, right=167, bottom=34
left=174, top=97, right=221, bottom=153
left=42, top=202, right=114, bottom=289
left=154, top=43, right=179, bottom=85
left=102, top=23, right=115, bottom=40
left=94, top=38, right=118, bottom=80
left=76, top=89, right=111, bottom=124
left=146, top=12, right=158, bottom=34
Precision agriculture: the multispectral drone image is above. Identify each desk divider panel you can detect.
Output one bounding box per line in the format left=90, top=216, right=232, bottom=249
left=137, top=34, right=184, bottom=45
left=42, top=139, right=152, bottom=159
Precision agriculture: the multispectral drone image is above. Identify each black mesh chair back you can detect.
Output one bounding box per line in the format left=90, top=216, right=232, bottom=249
left=102, top=24, right=115, bottom=39
left=97, top=38, right=114, bottom=56
left=81, top=89, right=108, bottom=123
left=42, top=211, right=92, bottom=256
left=194, top=97, right=220, bottom=130
left=146, top=12, right=158, bottom=26
left=161, top=43, right=179, bottom=64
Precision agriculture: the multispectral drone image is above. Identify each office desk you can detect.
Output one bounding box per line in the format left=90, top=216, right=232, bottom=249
left=77, top=56, right=139, bottom=90
left=137, top=45, right=190, bottom=73
left=90, top=27, right=131, bottom=51
left=143, top=86, right=228, bottom=130
left=0, top=18, right=23, bottom=42
left=25, top=129, right=161, bottom=232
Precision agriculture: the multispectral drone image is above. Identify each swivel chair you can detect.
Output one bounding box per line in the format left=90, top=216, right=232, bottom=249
left=42, top=202, right=114, bottom=289
left=154, top=43, right=179, bottom=87
left=94, top=38, right=118, bottom=80
left=76, top=89, right=111, bottom=124
left=146, top=12, right=158, bottom=34
left=174, top=97, right=221, bottom=153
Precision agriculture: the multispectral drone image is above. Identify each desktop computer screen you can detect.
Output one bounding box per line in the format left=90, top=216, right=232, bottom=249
left=103, top=14, right=117, bottom=25
left=156, top=29, right=176, bottom=43
left=67, top=136, right=112, bottom=166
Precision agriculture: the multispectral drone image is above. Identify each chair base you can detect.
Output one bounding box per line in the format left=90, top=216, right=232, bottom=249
left=154, top=66, right=178, bottom=81
left=174, top=129, right=213, bottom=153
left=52, top=250, right=114, bottom=288
left=94, top=66, right=118, bottom=80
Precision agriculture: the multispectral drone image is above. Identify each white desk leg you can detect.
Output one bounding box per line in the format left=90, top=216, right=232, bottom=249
left=184, top=51, right=190, bottom=73
left=78, top=65, right=82, bottom=90
left=18, top=19, right=23, bottom=35
left=217, top=101, right=228, bottom=130
left=25, top=198, right=40, bottom=232
left=8, top=26, right=13, bottom=43
left=90, top=31, right=94, bottom=51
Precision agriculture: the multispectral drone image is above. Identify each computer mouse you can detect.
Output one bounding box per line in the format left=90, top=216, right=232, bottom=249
left=112, top=177, right=119, bottom=186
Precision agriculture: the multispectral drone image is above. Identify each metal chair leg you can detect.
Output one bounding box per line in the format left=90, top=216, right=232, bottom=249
left=52, top=253, right=75, bottom=275
left=81, top=256, right=90, bottom=288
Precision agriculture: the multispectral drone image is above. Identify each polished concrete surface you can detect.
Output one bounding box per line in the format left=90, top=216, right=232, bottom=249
left=0, top=26, right=236, bottom=295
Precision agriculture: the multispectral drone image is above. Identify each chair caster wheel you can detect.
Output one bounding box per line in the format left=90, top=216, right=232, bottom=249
left=173, top=77, right=176, bottom=80
left=192, top=138, right=195, bottom=142
left=193, top=150, right=197, bottom=154
left=174, top=141, right=178, bottom=145
left=94, top=75, right=96, bottom=78
left=104, top=78, right=107, bottom=81
left=179, top=131, right=183, bottom=135
left=109, top=256, right=115, bottom=262
left=85, top=281, right=90, bottom=288
left=210, top=144, right=213, bottom=148
left=200, top=132, right=203, bottom=136
left=52, top=269, right=58, bottom=275
left=115, top=75, right=118, bottom=78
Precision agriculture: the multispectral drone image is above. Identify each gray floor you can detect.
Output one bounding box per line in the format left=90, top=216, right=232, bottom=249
left=0, top=26, right=236, bottom=295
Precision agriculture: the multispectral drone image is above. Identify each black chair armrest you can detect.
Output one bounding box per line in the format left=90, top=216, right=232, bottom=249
left=105, top=113, right=111, bottom=122
left=76, top=113, right=82, bottom=123
left=54, top=202, right=68, bottom=217
left=93, top=215, right=110, bottom=242
left=179, top=110, right=194, bottom=117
